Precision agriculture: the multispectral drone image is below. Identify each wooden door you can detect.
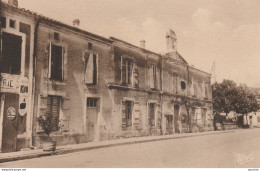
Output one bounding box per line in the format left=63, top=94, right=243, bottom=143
left=87, top=98, right=99, bottom=142
left=2, top=94, right=19, bottom=153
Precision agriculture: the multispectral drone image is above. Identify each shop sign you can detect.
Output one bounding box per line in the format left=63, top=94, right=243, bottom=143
left=0, top=73, right=20, bottom=93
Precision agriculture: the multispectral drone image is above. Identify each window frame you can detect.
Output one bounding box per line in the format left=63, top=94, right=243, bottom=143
left=84, top=52, right=98, bottom=85
left=47, top=95, right=62, bottom=131
left=125, top=100, right=133, bottom=127
left=49, top=42, right=64, bottom=81
left=148, top=103, right=156, bottom=126
left=121, top=55, right=134, bottom=86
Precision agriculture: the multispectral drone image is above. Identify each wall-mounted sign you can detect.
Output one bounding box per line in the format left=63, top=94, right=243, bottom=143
left=20, top=77, right=29, bottom=94
left=7, top=107, right=16, bottom=120
left=0, top=73, right=20, bottom=94
left=19, top=96, right=28, bottom=116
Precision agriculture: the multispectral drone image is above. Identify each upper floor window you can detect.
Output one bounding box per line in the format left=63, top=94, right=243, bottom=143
left=84, top=52, right=97, bottom=85
left=121, top=57, right=133, bottom=85
left=148, top=65, right=159, bottom=89
left=172, top=73, right=178, bottom=93
left=49, top=43, right=64, bottom=81
left=1, top=32, right=22, bottom=75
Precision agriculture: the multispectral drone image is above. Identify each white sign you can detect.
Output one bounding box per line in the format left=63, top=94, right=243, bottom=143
left=0, top=73, right=20, bottom=93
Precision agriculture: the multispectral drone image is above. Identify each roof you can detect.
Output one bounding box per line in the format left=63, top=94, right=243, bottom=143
left=1, top=1, right=112, bottom=44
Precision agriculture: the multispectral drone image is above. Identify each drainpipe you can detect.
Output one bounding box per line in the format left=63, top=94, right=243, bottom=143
left=30, top=17, right=40, bottom=147
left=0, top=0, right=2, bottom=85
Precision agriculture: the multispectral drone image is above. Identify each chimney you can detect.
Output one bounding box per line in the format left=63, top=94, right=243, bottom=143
left=140, top=40, right=145, bottom=49
left=8, top=0, right=18, bottom=7
left=72, top=19, right=80, bottom=27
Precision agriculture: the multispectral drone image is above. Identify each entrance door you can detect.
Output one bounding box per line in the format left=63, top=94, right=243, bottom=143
left=2, top=94, right=19, bottom=153
left=87, top=98, right=99, bottom=142
left=174, top=105, right=180, bottom=133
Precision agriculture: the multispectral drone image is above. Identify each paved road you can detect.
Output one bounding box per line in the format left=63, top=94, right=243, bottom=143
left=1, top=128, right=260, bottom=168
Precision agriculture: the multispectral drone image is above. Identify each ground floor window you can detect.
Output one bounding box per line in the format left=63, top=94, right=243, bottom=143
left=166, top=115, right=173, bottom=129
left=148, top=103, right=156, bottom=126
left=257, top=116, right=260, bottom=123
left=125, top=101, right=132, bottom=127
left=47, top=95, right=61, bottom=131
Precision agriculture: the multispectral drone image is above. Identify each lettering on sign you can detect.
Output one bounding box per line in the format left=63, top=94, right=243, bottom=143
left=0, top=73, right=20, bottom=93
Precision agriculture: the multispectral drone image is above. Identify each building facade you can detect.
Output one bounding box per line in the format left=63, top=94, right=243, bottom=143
left=0, top=1, right=214, bottom=152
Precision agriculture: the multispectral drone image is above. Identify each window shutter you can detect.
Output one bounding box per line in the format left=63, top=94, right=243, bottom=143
left=85, top=53, right=94, bottom=84
left=48, top=42, right=52, bottom=78
left=121, top=100, right=127, bottom=128
left=121, top=57, right=126, bottom=84
left=61, top=98, right=70, bottom=131
left=132, top=61, right=139, bottom=88
left=36, top=95, right=48, bottom=132
left=133, top=101, right=141, bottom=128
left=156, top=67, right=160, bottom=90
left=149, top=66, right=154, bottom=89
left=47, top=96, right=61, bottom=131
left=202, top=81, right=206, bottom=98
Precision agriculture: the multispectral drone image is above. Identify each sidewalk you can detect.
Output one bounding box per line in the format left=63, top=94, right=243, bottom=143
left=0, top=130, right=234, bottom=163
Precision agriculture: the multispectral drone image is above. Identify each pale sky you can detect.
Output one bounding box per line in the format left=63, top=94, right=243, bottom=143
left=5, top=0, right=260, bottom=87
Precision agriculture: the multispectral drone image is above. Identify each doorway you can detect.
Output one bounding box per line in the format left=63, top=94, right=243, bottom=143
left=86, top=98, right=99, bottom=142
left=1, top=93, right=19, bottom=153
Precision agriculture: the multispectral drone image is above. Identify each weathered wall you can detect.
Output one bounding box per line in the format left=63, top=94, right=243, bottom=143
left=32, top=22, right=113, bottom=147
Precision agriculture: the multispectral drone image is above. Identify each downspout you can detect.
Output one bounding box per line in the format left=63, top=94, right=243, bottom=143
left=30, top=17, right=40, bottom=147
left=159, top=55, right=163, bottom=135
left=186, top=64, right=190, bottom=132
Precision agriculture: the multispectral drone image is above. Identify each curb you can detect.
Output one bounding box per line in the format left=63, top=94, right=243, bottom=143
left=0, top=130, right=234, bottom=163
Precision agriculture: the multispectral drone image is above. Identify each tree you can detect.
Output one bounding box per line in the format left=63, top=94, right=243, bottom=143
left=234, top=85, right=260, bottom=126
left=212, top=79, right=238, bottom=116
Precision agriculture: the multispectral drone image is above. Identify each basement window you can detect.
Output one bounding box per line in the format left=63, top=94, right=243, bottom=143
left=9, top=19, right=16, bottom=28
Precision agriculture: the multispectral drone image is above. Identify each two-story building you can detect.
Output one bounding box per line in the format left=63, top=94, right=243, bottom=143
left=0, top=0, right=214, bottom=152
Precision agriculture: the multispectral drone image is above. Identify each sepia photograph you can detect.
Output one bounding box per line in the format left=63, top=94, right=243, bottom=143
left=0, top=0, right=259, bottom=169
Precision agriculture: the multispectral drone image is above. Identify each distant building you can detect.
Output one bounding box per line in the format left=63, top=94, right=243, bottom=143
left=0, top=1, right=213, bottom=153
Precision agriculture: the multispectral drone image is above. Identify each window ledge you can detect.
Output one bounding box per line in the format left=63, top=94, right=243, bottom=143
left=45, top=79, right=67, bottom=86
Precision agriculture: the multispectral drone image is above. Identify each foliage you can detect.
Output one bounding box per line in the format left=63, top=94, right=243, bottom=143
left=37, top=112, right=60, bottom=138
left=212, top=80, right=260, bottom=117
left=212, top=79, right=238, bottom=115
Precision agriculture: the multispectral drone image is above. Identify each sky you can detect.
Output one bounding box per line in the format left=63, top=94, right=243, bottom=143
left=5, top=0, right=260, bottom=87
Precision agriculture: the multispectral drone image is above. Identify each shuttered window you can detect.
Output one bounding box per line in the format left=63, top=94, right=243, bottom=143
left=47, top=96, right=61, bottom=131
left=148, top=65, right=160, bottom=90
left=148, top=103, right=156, bottom=126
left=84, top=53, right=97, bottom=85
left=125, top=101, right=132, bottom=127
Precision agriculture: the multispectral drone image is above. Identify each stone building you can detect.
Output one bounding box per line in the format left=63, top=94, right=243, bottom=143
left=0, top=1, right=213, bottom=152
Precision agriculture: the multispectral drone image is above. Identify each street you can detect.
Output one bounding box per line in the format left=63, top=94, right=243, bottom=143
left=1, top=128, right=260, bottom=168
